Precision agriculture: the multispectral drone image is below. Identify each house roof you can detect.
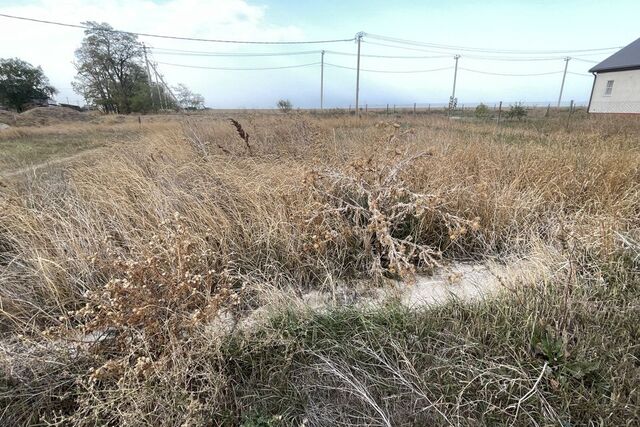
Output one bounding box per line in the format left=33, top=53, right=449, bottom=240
left=590, top=37, right=640, bottom=73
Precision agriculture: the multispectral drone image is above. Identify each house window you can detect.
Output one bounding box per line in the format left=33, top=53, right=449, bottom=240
left=604, top=80, right=614, bottom=96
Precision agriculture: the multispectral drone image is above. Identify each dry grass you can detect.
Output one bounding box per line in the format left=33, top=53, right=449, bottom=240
left=0, top=120, right=175, bottom=174
left=0, top=112, right=638, bottom=425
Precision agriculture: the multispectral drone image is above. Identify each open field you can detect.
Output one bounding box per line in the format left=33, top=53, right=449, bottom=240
left=0, top=112, right=639, bottom=425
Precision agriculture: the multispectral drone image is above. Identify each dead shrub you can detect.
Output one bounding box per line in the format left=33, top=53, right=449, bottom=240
left=305, top=153, right=479, bottom=280
left=66, top=213, right=244, bottom=356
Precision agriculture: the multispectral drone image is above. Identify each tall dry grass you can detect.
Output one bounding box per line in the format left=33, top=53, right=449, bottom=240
left=0, top=113, right=639, bottom=425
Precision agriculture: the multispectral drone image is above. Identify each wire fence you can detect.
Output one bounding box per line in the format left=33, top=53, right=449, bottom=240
left=295, top=100, right=587, bottom=115
left=212, top=101, right=589, bottom=122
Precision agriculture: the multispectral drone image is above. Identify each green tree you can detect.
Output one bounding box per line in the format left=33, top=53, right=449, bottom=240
left=0, top=58, right=57, bottom=112
left=72, top=22, right=151, bottom=113
left=131, top=81, right=177, bottom=113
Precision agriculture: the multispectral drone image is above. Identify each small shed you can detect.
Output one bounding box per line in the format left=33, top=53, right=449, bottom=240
left=588, top=38, right=640, bottom=114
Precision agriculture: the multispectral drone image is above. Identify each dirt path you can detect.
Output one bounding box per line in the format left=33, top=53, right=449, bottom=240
left=0, top=146, right=106, bottom=181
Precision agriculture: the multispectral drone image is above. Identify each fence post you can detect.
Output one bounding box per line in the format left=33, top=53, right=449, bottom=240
left=386, top=104, right=389, bottom=115
left=545, top=103, right=550, bottom=117
left=566, top=100, right=575, bottom=132
left=497, top=101, right=503, bottom=124
left=365, top=104, right=368, bottom=113
left=393, top=104, right=396, bottom=114
left=413, top=103, right=416, bottom=115
left=428, top=104, right=431, bottom=112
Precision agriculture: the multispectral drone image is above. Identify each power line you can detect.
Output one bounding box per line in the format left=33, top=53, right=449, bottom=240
left=459, top=67, right=563, bottom=76
left=362, top=40, right=606, bottom=61
left=325, top=50, right=450, bottom=59
left=150, top=46, right=451, bottom=59
left=0, top=12, right=611, bottom=61
left=365, top=39, right=617, bottom=60
left=363, top=40, right=465, bottom=55
left=155, top=58, right=452, bottom=74
left=150, top=48, right=320, bottom=57
left=325, top=63, right=453, bottom=73
left=151, top=57, right=590, bottom=77
left=572, top=58, right=599, bottom=64
left=156, top=61, right=321, bottom=70
left=364, top=32, right=623, bottom=54
left=0, top=11, right=604, bottom=106
left=0, top=13, right=354, bottom=44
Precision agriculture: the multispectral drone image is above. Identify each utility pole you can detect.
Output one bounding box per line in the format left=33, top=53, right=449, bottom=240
left=320, top=50, right=325, bottom=110
left=149, top=62, right=181, bottom=110
left=142, top=43, right=156, bottom=111
left=449, top=54, right=460, bottom=114
left=153, top=64, right=165, bottom=110
left=557, top=57, right=570, bottom=108
left=355, top=32, right=364, bottom=116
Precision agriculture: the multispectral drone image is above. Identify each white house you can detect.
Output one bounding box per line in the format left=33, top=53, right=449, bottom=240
left=588, top=38, right=640, bottom=114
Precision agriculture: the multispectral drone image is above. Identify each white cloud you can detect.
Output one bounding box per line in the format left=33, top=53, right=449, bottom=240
left=0, top=0, right=307, bottom=107
left=0, top=1, right=602, bottom=108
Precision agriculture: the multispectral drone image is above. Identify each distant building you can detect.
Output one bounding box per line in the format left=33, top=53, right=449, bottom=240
left=588, top=38, right=640, bottom=114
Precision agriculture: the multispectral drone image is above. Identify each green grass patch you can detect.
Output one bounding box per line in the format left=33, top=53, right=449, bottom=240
left=220, top=259, right=639, bottom=425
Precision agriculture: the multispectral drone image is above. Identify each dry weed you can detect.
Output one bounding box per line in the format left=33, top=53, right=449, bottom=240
left=0, top=112, right=638, bottom=425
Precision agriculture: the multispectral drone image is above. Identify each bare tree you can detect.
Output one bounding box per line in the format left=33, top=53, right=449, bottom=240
left=173, top=83, right=205, bottom=110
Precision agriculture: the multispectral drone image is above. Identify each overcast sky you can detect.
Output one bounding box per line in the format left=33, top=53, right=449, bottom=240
left=1, top=0, right=639, bottom=108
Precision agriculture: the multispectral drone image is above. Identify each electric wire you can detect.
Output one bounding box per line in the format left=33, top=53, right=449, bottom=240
left=150, top=48, right=319, bottom=57
left=0, top=13, right=355, bottom=44
left=361, top=40, right=599, bottom=61
left=150, top=46, right=451, bottom=59
left=325, top=63, right=453, bottom=73
left=459, top=67, right=563, bottom=76
left=0, top=12, right=611, bottom=68
left=0, top=10, right=603, bottom=99
left=155, top=56, right=591, bottom=78
left=572, top=58, right=600, bottom=64
left=365, top=40, right=618, bottom=60
left=156, top=61, right=321, bottom=70
left=364, top=32, right=623, bottom=54
left=325, top=50, right=450, bottom=59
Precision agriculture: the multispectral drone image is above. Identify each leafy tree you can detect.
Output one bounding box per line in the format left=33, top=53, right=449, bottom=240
left=277, top=99, right=292, bottom=113
left=72, top=22, right=151, bottom=113
left=173, top=83, right=205, bottom=110
left=0, top=58, right=57, bottom=112
left=131, top=81, right=177, bottom=113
